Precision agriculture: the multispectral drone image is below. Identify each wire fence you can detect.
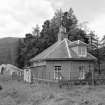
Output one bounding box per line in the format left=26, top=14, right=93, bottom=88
left=30, top=71, right=105, bottom=88
left=9, top=69, right=105, bottom=88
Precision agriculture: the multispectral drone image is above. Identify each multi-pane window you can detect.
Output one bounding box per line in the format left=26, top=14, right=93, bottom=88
left=78, top=46, right=87, bottom=57
left=54, top=66, right=62, bottom=80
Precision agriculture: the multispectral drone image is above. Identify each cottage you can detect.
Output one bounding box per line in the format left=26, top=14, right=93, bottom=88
left=0, top=64, right=23, bottom=76
left=30, top=26, right=97, bottom=82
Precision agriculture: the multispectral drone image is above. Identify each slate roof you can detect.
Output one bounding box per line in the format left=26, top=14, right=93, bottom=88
left=30, top=38, right=97, bottom=62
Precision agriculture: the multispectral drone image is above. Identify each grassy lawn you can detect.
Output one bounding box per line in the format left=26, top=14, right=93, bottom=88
left=0, top=75, right=105, bottom=105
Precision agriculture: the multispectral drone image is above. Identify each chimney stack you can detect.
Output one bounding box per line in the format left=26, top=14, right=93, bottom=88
left=58, top=25, right=68, bottom=41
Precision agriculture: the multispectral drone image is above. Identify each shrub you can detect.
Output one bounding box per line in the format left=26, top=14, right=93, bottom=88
left=0, top=85, right=3, bottom=90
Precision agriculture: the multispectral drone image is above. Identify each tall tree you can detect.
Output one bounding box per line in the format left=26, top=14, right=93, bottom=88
left=99, top=35, right=105, bottom=62
left=32, top=24, right=40, bottom=37
left=62, top=8, right=78, bottom=32
left=16, top=8, right=89, bottom=68
left=17, top=33, right=38, bottom=68
left=16, top=38, right=25, bottom=68
left=101, top=35, right=105, bottom=47
left=87, top=32, right=101, bottom=73
left=87, top=31, right=98, bottom=50
left=40, top=20, right=55, bottom=48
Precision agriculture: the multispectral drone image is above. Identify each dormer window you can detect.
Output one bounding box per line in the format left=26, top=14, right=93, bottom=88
left=78, top=46, right=87, bottom=57
left=69, top=40, right=88, bottom=57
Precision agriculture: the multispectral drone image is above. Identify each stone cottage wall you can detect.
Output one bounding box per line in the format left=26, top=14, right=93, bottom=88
left=31, top=65, right=46, bottom=79
left=47, top=61, right=72, bottom=80
left=30, top=60, right=94, bottom=81
left=47, top=60, right=94, bottom=80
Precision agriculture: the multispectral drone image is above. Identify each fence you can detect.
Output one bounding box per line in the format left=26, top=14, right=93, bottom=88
left=12, top=71, right=24, bottom=81
left=9, top=69, right=105, bottom=88
left=32, top=77, right=58, bottom=87
left=57, top=73, right=105, bottom=88
left=30, top=71, right=105, bottom=88
left=30, top=71, right=92, bottom=88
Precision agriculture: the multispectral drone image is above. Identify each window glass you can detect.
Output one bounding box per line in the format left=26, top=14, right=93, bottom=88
left=78, top=46, right=87, bottom=57
left=54, top=66, right=62, bottom=80
left=79, top=64, right=86, bottom=80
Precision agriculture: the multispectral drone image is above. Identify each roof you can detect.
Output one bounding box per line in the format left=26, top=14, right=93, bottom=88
left=69, top=40, right=88, bottom=47
left=6, top=64, right=23, bottom=71
left=30, top=38, right=97, bottom=62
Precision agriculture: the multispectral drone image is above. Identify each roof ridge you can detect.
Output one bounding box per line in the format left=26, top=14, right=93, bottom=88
left=64, top=38, right=71, bottom=58
left=69, top=40, right=86, bottom=44
left=44, top=40, right=65, bottom=58
left=78, top=40, right=87, bottom=45
left=69, top=40, right=88, bottom=47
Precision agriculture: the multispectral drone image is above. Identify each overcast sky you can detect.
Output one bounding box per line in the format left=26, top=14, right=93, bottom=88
left=0, top=0, right=105, bottom=39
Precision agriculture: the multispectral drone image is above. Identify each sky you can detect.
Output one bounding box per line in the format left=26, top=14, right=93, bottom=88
left=0, top=0, right=105, bottom=39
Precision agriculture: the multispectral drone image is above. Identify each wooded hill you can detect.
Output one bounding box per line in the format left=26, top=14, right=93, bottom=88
left=0, top=37, right=20, bottom=66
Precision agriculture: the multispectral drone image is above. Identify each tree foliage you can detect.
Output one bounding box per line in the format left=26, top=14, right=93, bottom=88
left=16, top=33, right=40, bottom=68
left=17, top=8, right=90, bottom=68
left=32, top=24, right=40, bottom=37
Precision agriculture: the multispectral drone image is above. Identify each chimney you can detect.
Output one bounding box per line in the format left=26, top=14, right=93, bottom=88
left=58, top=25, right=68, bottom=41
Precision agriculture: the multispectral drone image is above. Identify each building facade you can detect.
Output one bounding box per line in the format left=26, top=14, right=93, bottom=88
left=30, top=26, right=96, bottom=82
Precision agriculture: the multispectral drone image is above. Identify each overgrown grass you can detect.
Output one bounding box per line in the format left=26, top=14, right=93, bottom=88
left=0, top=75, right=105, bottom=105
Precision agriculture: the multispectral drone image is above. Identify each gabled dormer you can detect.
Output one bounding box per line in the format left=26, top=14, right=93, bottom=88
left=78, top=45, right=87, bottom=57
left=69, top=40, right=87, bottom=57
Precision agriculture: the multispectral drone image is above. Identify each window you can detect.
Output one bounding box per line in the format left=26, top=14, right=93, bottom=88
left=79, top=64, right=85, bottom=80
left=54, top=66, right=62, bottom=80
left=78, top=46, right=87, bottom=57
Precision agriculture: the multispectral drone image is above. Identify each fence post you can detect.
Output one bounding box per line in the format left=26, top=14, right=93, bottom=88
left=49, top=72, right=50, bottom=80
left=92, top=63, right=95, bottom=86
left=70, top=71, right=72, bottom=87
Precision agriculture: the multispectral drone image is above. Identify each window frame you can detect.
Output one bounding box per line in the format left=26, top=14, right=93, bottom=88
left=78, top=46, right=87, bottom=57
left=79, top=63, right=86, bottom=80
left=54, top=66, right=62, bottom=80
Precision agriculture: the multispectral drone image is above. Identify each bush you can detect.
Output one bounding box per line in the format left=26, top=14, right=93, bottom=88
left=85, top=72, right=92, bottom=80
left=0, top=85, right=3, bottom=90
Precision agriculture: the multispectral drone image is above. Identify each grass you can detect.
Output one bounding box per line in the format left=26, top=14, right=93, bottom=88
left=0, top=75, right=105, bottom=105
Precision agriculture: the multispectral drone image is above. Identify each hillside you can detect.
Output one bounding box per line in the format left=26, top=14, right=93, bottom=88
left=0, top=37, right=21, bottom=66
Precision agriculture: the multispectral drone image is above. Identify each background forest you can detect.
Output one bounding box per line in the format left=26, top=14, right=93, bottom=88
left=1, top=8, right=105, bottom=73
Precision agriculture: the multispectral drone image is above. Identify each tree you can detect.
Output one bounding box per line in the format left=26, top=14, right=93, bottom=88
left=62, top=8, right=78, bottom=32
left=16, top=38, right=25, bottom=68
left=98, top=35, right=105, bottom=62
left=52, top=9, right=63, bottom=27
left=40, top=20, right=55, bottom=48
left=32, top=24, right=40, bottom=37
left=87, top=31, right=101, bottom=73
left=16, top=33, right=38, bottom=68
left=16, top=8, right=89, bottom=68
left=87, top=31, right=98, bottom=50
left=101, top=35, right=105, bottom=47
